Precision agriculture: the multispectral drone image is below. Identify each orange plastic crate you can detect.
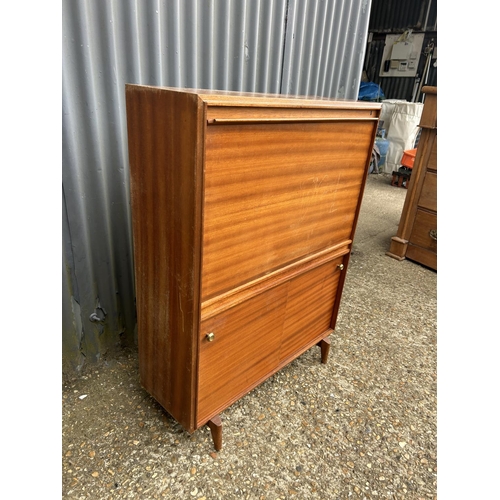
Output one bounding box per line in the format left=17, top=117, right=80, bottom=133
left=401, top=148, right=417, bottom=169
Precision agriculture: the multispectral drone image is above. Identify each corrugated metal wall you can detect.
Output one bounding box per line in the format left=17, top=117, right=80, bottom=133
left=282, top=0, right=372, bottom=97
left=62, top=0, right=373, bottom=378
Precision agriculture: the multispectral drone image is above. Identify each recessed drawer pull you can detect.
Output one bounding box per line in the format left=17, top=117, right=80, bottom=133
left=429, top=229, right=437, bottom=241
left=208, top=117, right=379, bottom=125
left=206, top=332, right=215, bottom=342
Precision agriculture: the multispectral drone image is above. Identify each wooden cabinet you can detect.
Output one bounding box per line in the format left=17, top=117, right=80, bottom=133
left=125, top=85, right=381, bottom=449
left=387, top=86, right=437, bottom=270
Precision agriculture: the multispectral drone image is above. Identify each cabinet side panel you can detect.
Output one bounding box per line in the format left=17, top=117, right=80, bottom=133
left=388, top=129, right=436, bottom=248
left=125, top=86, right=202, bottom=432
left=418, top=172, right=437, bottom=212
left=419, top=87, right=437, bottom=129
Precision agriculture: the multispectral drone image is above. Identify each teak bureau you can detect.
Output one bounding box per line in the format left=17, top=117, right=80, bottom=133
left=125, top=85, right=381, bottom=450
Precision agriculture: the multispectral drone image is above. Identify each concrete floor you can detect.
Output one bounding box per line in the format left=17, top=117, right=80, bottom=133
left=62, top=173, right=437, bottom=499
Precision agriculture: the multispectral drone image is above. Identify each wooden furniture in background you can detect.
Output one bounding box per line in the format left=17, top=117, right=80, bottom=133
left=387, top=86, right=437, bottom=270
left=126, top=85, right=381, bottom=450
left=390, top=169, right=411, bottom=189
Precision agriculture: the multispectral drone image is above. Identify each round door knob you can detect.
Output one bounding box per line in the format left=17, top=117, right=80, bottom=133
left=206, top=332, right=215, bottom=342
left=337, top=263, right=344, bottom=271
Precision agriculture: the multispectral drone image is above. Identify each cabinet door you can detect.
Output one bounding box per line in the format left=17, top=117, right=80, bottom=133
left=280, top=258, right=342, bottom=362
left=196, top=258, right=343, bottom=426
left=201, top=120, right=374, bottom=300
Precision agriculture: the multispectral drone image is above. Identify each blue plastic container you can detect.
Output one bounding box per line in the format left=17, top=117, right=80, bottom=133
left=375, top=131, right=390, bottom=168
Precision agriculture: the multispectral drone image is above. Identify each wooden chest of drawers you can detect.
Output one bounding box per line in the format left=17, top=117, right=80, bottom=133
left=387, top=86, right=437, bottom=270
left=125, top=85, right=381, bottom=449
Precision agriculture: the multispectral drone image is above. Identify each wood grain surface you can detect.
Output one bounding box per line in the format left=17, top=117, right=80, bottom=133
left=202, top=120, right=375, bottom=300
left=409, top=209, right=437, bottom=250
left=197, top=258, right=343, bottom=426
left=126, top=85, right=204, bottom=432
left=125, top=85, right=380, bottom=438
left=387, top=127, right=437, bottom=262
left=418, top=172, right=437, bottom=213
left=206, top=106, right=379, bottom=122
left=419, top=86, right=437, bottom=129
left=129, top=84, right=382, bottom=112
left=200, top=243, right=350, bottom=321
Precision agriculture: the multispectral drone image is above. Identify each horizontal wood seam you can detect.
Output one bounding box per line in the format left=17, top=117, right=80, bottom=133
left=201, top=243, right=350, bottom=321
left=415, top=206, right=437, bottom=216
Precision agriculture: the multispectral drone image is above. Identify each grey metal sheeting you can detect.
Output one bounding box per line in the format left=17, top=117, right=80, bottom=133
left=62, top=0, right=372, bottom=377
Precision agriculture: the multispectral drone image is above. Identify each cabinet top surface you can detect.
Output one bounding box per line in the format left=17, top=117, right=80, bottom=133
left=126, top=84, right=382, bottom=111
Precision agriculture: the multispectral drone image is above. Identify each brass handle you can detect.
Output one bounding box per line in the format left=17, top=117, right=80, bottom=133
left=206, top=332, right=215, bottom=342
left=429, top=229, right=437, bottom=241
left=337, top=264, right=344, bottom=271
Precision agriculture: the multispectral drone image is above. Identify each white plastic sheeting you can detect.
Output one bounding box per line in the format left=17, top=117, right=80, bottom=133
left=379, top=100, right=423, bottom=174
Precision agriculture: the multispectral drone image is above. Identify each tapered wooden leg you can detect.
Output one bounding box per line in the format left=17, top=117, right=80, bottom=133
left=317, top=337, right=331, bottom=364
left=207, top=415, right=222, bottom=451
